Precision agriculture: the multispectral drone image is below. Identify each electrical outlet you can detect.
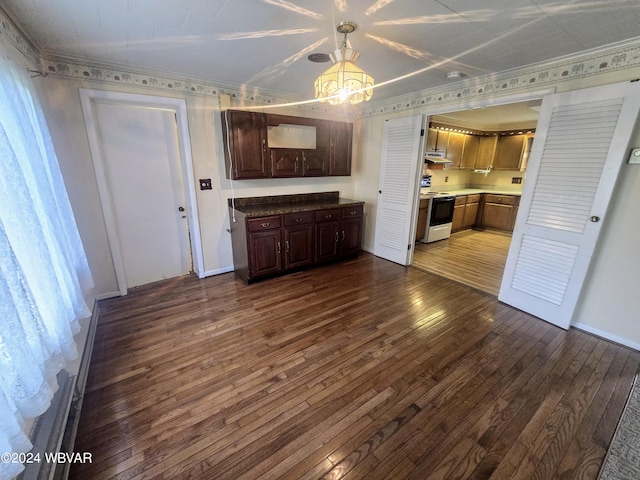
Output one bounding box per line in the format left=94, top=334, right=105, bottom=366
left=512, top=177, right=523, bottom=184
left=444, top=176, right=449, bottom=183
left=199, top=178, right=212, bottom=190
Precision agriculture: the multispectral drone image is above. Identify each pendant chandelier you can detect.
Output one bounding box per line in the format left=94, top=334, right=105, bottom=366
left=314, top=21, right=374, bottom=105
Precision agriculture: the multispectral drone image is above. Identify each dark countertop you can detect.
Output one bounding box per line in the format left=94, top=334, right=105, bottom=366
left=228, top=191, right=364, bottom=218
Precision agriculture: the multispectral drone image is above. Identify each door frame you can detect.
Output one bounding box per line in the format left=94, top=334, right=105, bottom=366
left=405, top=89, right=555, bottom=265
left=79, top=89, right=204, bottom=295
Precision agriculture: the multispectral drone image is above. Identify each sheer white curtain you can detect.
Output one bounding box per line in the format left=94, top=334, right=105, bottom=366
left=0, top=53, right=93, bottom=479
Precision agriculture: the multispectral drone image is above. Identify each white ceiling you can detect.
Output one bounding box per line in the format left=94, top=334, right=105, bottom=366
left=4, top=0, right=640, bottom=105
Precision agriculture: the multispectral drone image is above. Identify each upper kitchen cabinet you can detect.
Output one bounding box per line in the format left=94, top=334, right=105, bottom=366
left=444, top=132, right=465, bottom=169
left=475, top=135, right=498, bottom=170
left=222, top=110, right=269, bottom=179
left=222, top=110, right=352, bottom=179
left=460, top=134, right=479, bottom=170
left=494, top=133, right=534, bottom=170
left=425, top=127, right=449, bottom=153
left=329, top=121, right=353, bottom=176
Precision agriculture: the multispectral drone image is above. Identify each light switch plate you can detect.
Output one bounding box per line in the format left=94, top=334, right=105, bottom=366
left=629, top=148, right=640, bottom=164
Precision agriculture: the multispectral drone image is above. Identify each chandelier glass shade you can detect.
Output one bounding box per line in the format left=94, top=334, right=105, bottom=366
left=314, top=23, right=374, bottom=105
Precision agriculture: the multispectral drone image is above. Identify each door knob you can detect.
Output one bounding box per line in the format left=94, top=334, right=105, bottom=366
left=178, top=206, right=185, bottom=212
left=590, top=216, right=600, bottom=222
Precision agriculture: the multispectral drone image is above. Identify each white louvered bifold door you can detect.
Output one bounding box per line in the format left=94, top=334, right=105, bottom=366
left=373, top=115, right=425, bottom=265
left=499, top=81, right=640, bottom=329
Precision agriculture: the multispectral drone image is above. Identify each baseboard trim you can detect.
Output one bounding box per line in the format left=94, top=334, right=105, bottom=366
left=202, top=265, right=235, bottom=277
left=95, top=291, right=120, bottom=300
left=573, top=322, right=640, bottom=352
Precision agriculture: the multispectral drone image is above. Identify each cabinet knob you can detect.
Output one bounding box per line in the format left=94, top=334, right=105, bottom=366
left=277, top=241, right=281, bottom=253
left=590, top=216, right=600, bottom=223
left=335, top=231, right=339, bottom=242
left=349, top=210, right=356, bottom=215
left=295, top=218, right=303, bottom=223
left=260, top=222, right=270, bottom=228
left=325, top=214, right=332, bottom=219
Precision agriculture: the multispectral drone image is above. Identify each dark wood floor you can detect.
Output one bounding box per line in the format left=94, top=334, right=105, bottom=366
left=413, top=229, right=512, bottom=296
left=70, top=253, right=640, bottom=480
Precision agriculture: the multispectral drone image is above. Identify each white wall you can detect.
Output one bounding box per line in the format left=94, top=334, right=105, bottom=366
left=573, top=127, right=640, bottom=350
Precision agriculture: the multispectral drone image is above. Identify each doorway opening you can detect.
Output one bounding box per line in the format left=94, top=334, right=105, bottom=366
left=79, top=89, right=204, bottom=295
left=411, top=101, right=540, bottom=295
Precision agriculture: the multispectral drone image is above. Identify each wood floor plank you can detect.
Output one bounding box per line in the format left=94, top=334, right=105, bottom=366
left=412, top=229, right=511, bottom=295
left=69, top=253, right=640, bottom=480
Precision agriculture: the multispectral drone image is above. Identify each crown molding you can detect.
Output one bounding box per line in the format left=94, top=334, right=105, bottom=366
left=0, top=6, right=40, bottom=66
left=358, top=37, right=640, bottom=118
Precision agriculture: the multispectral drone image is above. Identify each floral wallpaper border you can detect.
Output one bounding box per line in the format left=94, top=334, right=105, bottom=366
left=0, top=7, right=40, bottom=67
left=2, top=5, right=640, bottom=118
left=357, top=38, right=640, bottom=118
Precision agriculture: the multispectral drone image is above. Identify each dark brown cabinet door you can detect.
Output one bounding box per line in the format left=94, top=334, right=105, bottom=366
left=316, top=222, right=340, bottom=262
left=329, top=122, right=353, bottom=176
left=340, top=205, right=363, bottom=256
left=315, top=212, right=341, bottom=262
left=303, top=150, right=329, bottom=176
left=271, top=149, right=301, bottom=177
left=341, top=217, right=362, bottom=256
left=248, top=229, right=282, bottom=278
left=224, top=111, right=268, bottom=179
left=285, top=225, right=313, bottom=269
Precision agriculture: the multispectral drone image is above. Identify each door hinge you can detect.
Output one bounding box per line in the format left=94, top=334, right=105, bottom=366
left=408, top=244, right=411, bottom=250
left=420, top=129, right=424, bottom=136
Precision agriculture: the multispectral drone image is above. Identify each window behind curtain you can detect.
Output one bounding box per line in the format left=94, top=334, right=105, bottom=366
left=0, top=53, right=93, bottom=479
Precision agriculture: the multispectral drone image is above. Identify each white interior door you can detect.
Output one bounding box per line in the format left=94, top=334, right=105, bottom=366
left=373, top=115, right=426, bottom=265
left=94, top=102, right=192, bottom=288
left=373, top=114, right=426, bottom=265
left=499, top=81, right=640, bottom=329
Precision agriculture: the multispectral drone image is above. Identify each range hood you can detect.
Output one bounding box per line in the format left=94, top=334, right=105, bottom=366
left=424, top=151, right=452, bottom=164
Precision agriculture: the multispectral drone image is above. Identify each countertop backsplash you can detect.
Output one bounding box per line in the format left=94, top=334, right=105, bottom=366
left=429, top=169, right=525, bottom=194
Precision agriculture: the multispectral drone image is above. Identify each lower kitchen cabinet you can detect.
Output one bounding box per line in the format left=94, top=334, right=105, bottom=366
left=415, top=198, right=430, bottom=241
left=340, top=206, right=364, bottom=256
left=452, top=194, right=480, bottom=232
left=247, top=217, right=283, bottom=278
left=283, top=212, right=314, bottom=269
left=479, top=194, right=519, bottom=231
left=315, top=208, right=342, bottom=263
left=463, top=194, right=480, bottom=229
left=315, top=205, right=363, bottom=262
left=452, top=196, right=466, bottom=232
left=230, top=200, right=364, bottom=283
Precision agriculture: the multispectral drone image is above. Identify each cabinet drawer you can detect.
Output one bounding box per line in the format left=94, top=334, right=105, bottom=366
left=454, top=195, right=467, bottom=206
left=315, top=208, right=342, bottom=222
left=485, top=194, right=516, bottom=205
left=284, top=211, right=313, bottom=226
left=466, top=194, right=481, bottom=204
left=247, top=216, right=282, bottom=232
left=342, top=205, right=363, bottom=218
